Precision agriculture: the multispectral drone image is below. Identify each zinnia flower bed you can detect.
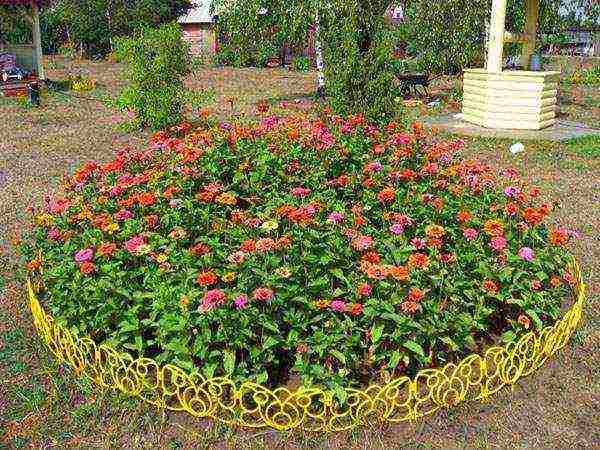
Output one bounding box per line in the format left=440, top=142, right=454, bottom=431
left=22, top=113, right=576, bottom=394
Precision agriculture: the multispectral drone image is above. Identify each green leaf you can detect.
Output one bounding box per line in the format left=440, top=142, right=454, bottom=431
left=256, top=370, right=268, bottom=384
left=223, top=350, right=235, bottom=375
left=263, top=336, right=278, bottom=350
left=330, top=350, right=347, bottom=365
left=388, top=350, right=401, bottom=369
left=526, top=309, right=543, bottom=329
left=371, top=323, right=384, bottom=344
left=403, top=340, right=425, bottom=358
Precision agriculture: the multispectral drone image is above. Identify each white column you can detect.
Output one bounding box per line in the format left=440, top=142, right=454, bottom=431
left=486, top=0, right=508, bottom=73
left=31, top=1, right=45, bottom=79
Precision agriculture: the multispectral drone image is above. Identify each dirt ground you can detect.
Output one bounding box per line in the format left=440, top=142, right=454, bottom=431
left=0, top=56, right=599, bottom=449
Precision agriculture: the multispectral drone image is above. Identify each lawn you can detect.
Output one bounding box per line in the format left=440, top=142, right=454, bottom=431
left=0, top=56, right=599, bottom=449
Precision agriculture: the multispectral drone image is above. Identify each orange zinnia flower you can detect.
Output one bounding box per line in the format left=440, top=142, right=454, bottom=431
left=457, top=210, right=471, bottom=223
left=523, top=207, right=544, bottom=225
left=407, top=288, right=425, bottom=303
left=408, top=252, right=430, bottom=270
left=138, top=192, right=157, bottom=207
left=389, top=265, right=409, bottom=281
left=377, top=187, right=396, bottom=203
left=483, top=219, right=504, bottom=237
left=401, top=301, right=420, bottom=314
left=549, top=228, right=568, bottom=246
left=425, top=224, right=446, bottom=239
left=197, top=270, right=218, bottom=286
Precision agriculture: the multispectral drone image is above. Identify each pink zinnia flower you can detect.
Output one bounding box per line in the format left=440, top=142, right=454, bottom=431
left=352, top=235, right=373, bottom=251
left=330, top=300, right=347, bottom=312
left=531, top=280, right=542, bottom=290
left=389, top=223, right=404, bottom=235
left=504, top=186, right=521, bottom=198
left=327, top=212, right=345, bottom=225
left=411, top=237, right=426, bottom=249
left=253, top=287, right=274, bottom=301
left=74, top=248, right=94, bottom=263
left=358, top=283, right=372, bottom=297
left=463, top=228, right=479, bottom=241
left=47, top=227, right=62, bottom=241
left=364, top=161, right=383, bottom=173
left=518, top=247, right=535, bottom=261
left=228, top=251, right=246, bottom=264
left=490, top=236, right=507, bottom=251
left=201, top=289, right=226, bottom=312
left=124, top=235, right=146, bottom=253
left=115, top=209, right=134, bottom=221
left=291, top=187, right=311, bottom=198
left=234, top=294, right=248, bottom=309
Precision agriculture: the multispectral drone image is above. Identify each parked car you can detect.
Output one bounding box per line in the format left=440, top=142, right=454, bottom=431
left=1, top=67, right=30, bottom=83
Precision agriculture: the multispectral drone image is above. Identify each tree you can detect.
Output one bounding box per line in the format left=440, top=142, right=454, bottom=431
left=402, top=0, right=600, bottom=75
left=214, top=0, right=400, bottom=121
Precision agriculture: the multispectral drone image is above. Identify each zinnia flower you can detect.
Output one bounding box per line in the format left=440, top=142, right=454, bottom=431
left=518, top=247, right=535, bottom=261
left=79, top=261, right=96, bottom=274
left=410, top=238, right=426, bottom=249
left=358, top=283, right=372, bottom=297
left=389, top=223, right=404, bottom=235
left=408, top=252, right=430, bottom=270
left=377, top=187, right=396, bottom=203
left=234, top=294, right=248, bottom=309
left=407, top=288, right=425, bottom=303
left=352, top=235, right=373, bottom=251
left=115, top=209, right=134, bottom=221
left=197, top=270, right=218, bottom=286
left=463, top=228, right=479, bottom=241
left=401, top=301, right=419, bottom=314
left=327, top=212, right=345, bottom=225
left=484, top=219, right=504, bottom=237
left=349, top=303, right=363, bottom=316
left=200, top=289, right=226, bottom=312
left=74, top=248, right=94, bottom=263
left=489, top=236, right=507, bottom=252
left=98, top=242, right=117, bottom=258
left=254, top=287, right=274, bottom=301
left=330, top=300, right=347, bottom=312
left=124, top=235, right=146, bottom=254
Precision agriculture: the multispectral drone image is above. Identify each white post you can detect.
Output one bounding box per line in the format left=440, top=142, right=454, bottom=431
left=486, top=0, right=508, bottom=73
left=521, top=0, right=539, bottom=69
left=31, top=0, right=45, bottom=79
left=314, top=10, right=325, bottom=97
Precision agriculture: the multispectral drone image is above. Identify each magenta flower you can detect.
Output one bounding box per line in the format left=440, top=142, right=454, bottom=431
left=292, top=187, right=311, bottom=198
left=330, top=300, right=347, bottom=312
left=74, top=248, right=94, bottom=263
left=518, top=247, right=535, bottom=261
left=47, top=227, right=62, bottom=241
left=253, top=287, right=274, bottom=301
left=463, top=228, right=479, bottom=241
left=234, top=294, right=248, bottom=309
left=358, top=283, right=372, bottom=297
left=504, top=186, right=521, bottom=198
left=411, top=237, right=426, bottom=249
left=124, top=235, right=146, bottom=253
left=389, top=223, right=404, bottom=235
left=115, top=209, right=134, bottom=221
left=327, top=212, right=345, bottom=225
left=490, top=236, right=507, bottom=252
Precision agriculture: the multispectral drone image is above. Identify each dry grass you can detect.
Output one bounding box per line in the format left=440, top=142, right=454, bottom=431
left=0, top=56, right=599, bottom=449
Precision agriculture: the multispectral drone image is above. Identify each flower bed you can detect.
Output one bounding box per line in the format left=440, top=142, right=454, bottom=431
left=22, top=113, right=580, bottom=403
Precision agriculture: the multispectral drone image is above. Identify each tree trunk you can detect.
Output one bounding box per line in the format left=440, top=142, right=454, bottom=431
left=314, top=11, right=326, bottom=98
left=31, top=0, right=45, bottom=79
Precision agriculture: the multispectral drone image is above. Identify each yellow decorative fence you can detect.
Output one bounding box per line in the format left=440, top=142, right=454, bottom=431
left=26, top=260, right=586, bottom=432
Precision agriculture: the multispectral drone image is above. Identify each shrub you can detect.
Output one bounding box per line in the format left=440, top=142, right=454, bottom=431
left=22, top=113, right=575, bottom=392
left=291, top=56, right=311, bottom=72
left=114, top=23, right=192, bottom=130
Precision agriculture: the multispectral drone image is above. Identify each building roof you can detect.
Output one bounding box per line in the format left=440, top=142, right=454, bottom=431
left=179, top=0, right=213, bottom=24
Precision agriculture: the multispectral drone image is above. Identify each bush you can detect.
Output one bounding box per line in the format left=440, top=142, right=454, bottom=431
left=22, top=113, right=575, bottom=391
left=291, top=56, right=311, bottom=72
left=114, top=23, right=191, bottom=130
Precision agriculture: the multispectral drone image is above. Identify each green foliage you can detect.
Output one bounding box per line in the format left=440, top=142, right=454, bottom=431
left=322, top=8, right=398, bottom=121
left=403, top=0, right=598, bottom=75
left=36, top=0, right=192, bottom=57
left=291, top=55, right=311, bottom=72
left=114, top=23, right=195, bottom=130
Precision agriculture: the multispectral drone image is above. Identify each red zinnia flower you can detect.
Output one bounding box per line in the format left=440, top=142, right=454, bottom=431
left=197, top=270, right=218, bottom=286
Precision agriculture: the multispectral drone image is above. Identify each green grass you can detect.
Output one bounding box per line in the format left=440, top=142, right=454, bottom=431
left=566, top=135, right=600, bottom=158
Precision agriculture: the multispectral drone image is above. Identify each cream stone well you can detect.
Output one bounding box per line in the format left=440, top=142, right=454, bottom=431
left=462, top=0, right=560, bottom=130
